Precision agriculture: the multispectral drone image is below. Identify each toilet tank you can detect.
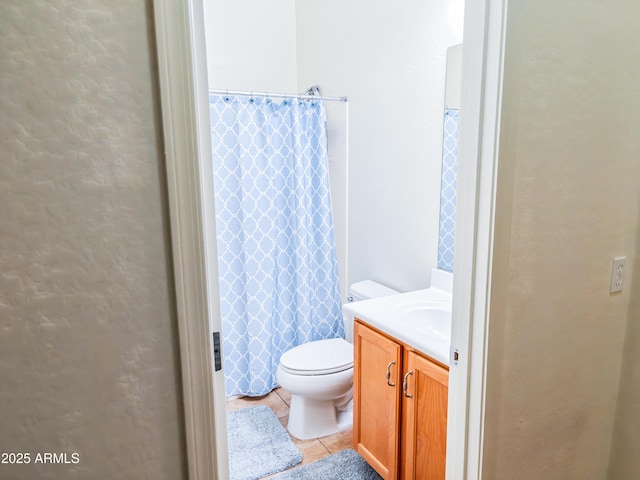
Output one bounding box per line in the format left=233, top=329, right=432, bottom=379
left=343, top=280, right=399, bottom=342
left=348, top=280, right=399, bottom=302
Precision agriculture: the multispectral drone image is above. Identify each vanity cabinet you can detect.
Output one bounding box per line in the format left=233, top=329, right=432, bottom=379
left=401, top=348, right=449, bottom=479
left=353, top=320, right=403, bottom=478
left=353, top=320, right=449, bottom=480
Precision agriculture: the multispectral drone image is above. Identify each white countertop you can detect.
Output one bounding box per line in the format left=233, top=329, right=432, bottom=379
left=343, top=286, right=453, bottom=366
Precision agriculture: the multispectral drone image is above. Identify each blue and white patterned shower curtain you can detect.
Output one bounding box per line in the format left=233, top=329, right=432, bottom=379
left=209, top=94, right=344, bottom=397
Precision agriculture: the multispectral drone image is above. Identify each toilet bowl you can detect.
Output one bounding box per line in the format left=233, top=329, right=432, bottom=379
left=277, top=338, right=354, bottom=440
left=276, top=281, right=399, bottom=440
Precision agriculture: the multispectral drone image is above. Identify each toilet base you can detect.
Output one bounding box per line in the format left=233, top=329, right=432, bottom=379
left=286, top=395, right=353, bottom=440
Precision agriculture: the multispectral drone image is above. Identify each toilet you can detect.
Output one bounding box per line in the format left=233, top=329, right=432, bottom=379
left=277, top=280, right=399, bottom=440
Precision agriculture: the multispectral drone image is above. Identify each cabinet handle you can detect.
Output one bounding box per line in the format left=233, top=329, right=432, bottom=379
left=403, top=370, right=414, bottom=398
left=385, top=361, right=396, bottom=387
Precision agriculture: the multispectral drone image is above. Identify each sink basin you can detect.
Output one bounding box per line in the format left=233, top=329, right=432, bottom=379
left=392, top=300, right=452, bottom=340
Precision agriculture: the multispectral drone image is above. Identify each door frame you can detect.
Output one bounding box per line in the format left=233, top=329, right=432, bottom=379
left=152, top=0, right=509, bottom=478
left=446, top=0, right=509, bottom=478
left=153, top=0, right=229, bottom=478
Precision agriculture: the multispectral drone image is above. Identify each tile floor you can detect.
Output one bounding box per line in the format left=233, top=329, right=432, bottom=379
left=226, top=387, right=353, bottom=479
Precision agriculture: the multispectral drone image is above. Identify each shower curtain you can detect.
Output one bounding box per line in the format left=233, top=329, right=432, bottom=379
left=209, top=94, right=344, bottom=397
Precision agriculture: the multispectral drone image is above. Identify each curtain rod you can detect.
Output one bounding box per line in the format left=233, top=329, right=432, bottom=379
left=209, top=88, right=348, bottom=103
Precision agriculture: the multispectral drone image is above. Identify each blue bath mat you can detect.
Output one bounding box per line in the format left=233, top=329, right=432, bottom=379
left=227, top=405, right=302, bottom=480
left=271, top=449, right=382, bottom=480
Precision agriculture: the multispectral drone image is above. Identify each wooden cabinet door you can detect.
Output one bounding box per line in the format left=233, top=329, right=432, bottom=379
left=354, top=321, right=403, bottom=480
left=401, top=350, right=449, bottom=480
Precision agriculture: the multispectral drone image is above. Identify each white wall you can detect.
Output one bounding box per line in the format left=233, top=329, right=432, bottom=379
left=296, top=0, right=464, bottom=293
left=203, top=0, right=298, bottom=92
left=482, top=1, right=640, bottom=478
left=0, top=1, right=186, bottom=478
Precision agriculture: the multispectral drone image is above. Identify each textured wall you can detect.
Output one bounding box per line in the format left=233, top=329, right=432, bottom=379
left=0, top=1, right=187, bottom=479
left=483, top=1, right=640, bottom=479
left=609, top=225, right=640, bottom=478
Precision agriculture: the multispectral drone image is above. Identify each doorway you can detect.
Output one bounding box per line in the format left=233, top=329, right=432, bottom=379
left=151, top=0, right=509, bottom=478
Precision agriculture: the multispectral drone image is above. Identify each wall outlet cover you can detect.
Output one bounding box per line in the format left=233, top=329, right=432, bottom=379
left=610, top=256, right=626, bottom=294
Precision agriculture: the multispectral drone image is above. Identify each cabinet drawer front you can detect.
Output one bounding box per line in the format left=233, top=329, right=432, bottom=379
left=354, top=321, right=402, bottom=479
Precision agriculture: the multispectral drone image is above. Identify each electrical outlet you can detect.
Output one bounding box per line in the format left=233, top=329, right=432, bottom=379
left=610, top=256, right=626, bottom=294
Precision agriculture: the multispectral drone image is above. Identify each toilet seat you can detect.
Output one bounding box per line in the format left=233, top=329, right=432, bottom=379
left=279, top=338, right=353, bottom=376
